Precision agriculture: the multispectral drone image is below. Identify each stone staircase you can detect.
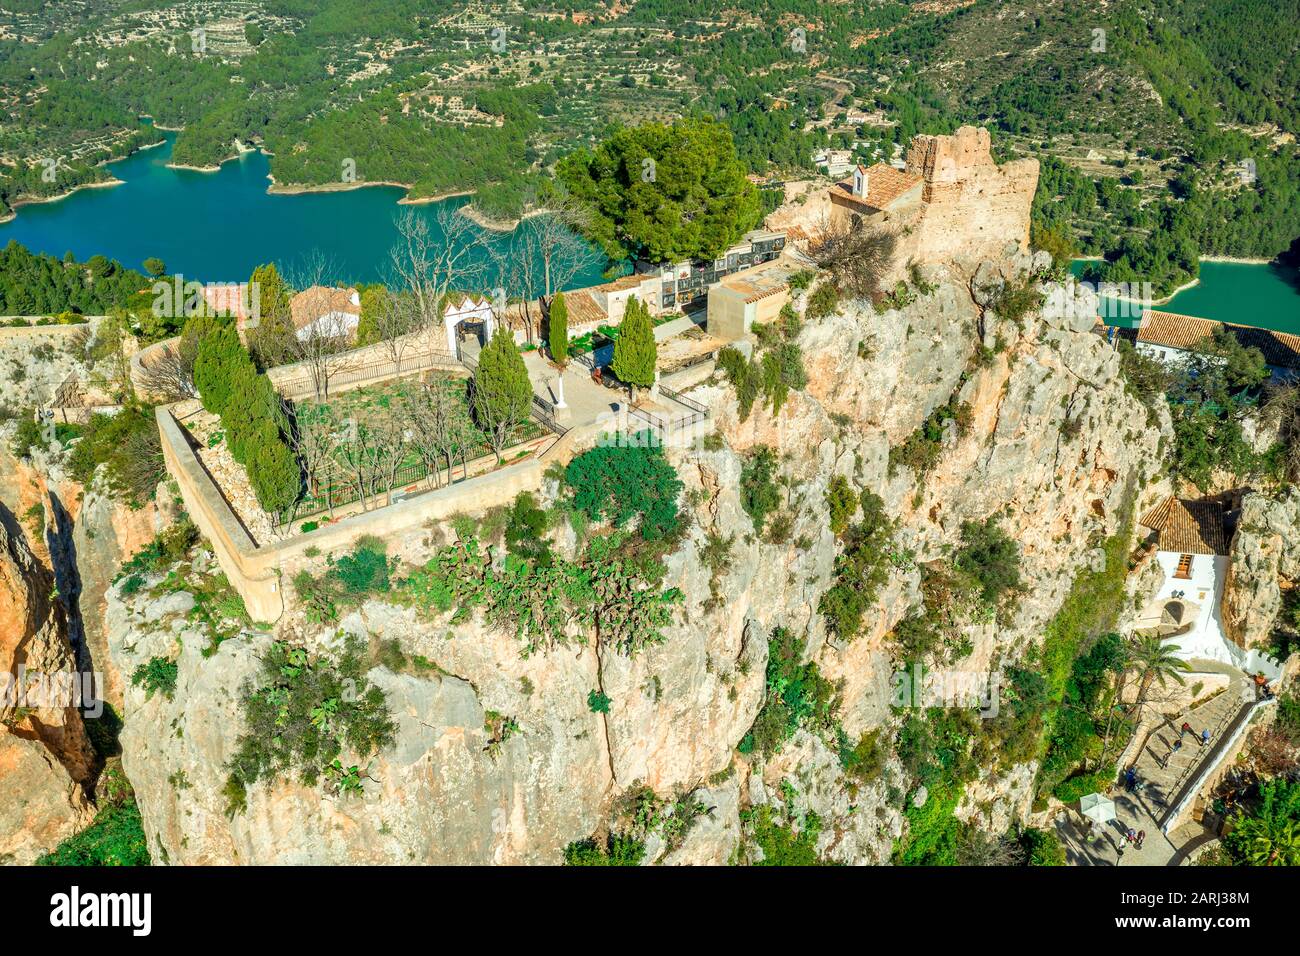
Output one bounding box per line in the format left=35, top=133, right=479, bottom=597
left=1127, top=670, right=1251, bottom=822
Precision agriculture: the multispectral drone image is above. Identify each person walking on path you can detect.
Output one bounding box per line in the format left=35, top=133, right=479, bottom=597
left=1181, top=721, right=1193, bottom=738
left=1201, top=728, right=1211, bottom=748
left=1136, top=830, right=1146, bottom=850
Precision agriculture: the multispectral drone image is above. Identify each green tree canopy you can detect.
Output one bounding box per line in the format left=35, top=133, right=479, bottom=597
left=611, top=297, right=657, bottom=390
left=471, top=328, right=533, bottom=459
left=547, top=291, right=569, bottom=367
left=558, top=116, right=762, bottom=263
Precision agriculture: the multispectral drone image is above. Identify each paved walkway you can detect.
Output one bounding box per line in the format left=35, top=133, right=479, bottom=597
left=1054, top=662, right=1257, bottom=866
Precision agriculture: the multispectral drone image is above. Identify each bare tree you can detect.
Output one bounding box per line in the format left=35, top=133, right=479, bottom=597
left=283, top=252, right=358, bottom=401
left=532, top=185, right=595, bottom=298
left=369, top=417, right=413, bottom=503
left=386, top=206, right=488, bottom=357
left=286, top=400, right=348, bottom=520
left=489, top=230, right=545, bottom=344
left=367, top=287, right=420, bottom=373
left=136, top=338, right=198, bottom=402
left=401, top=378, right=475, bottom=488
left=807, top=213, right=899, bottom=303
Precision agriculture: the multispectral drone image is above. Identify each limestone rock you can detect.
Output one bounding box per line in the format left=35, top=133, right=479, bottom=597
left=1223, top=488, right=1300, bottom=648
left=0, top=726, right=94, bottom=864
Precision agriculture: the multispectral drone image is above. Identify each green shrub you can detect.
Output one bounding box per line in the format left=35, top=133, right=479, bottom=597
left=587, top=689, right=611, bottom=713
left=805, top=281, right=840, bottom=321
left=37, top=799, right=150, bottom=866
left=332, top=535, right=391, bottom=595
left=1021, top=827, right=1067, bottom=866
left=743, top=805, right=827, bottom=865
left=825, top=474, right=857, bottom=537
left=563, top=833, right=645, bottom=865
left=224, top=638, right=396, bottom=813
left=739, top=446, right=782, bottom=536
left=505, top=491, right=553, bottom=567
left=819, top=491, right=896, bottom=640
left=564, top=438, right=683, bottom=541
left=131, top=656, right=179, bottom=701
left=1222, top=778, right=1300, bottom=866
left=741, top=626, right=839, bottom=757
left=1052, top=771, right=1113, bottom=804
left=955, top=516, right=1022, bottom=610
left=8, top=414, right=44, bottom=459
left=115, top=519, right=200, bottom=582
left=66, top=407, right=166, bottom=509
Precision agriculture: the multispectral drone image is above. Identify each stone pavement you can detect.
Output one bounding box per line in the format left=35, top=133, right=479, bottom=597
left=1054, top=662, right=1256, bottom=866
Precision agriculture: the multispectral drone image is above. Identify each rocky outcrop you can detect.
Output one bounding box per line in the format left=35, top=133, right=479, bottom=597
left=0, top=726, right=94, bottom=865
left=100, top=256, right=1168, bottom=865
left=0, top=503, right=97, bottom=863
left=1, top=504, right=96, bottom=781
left=1223, top=488, right=1300, bottom=648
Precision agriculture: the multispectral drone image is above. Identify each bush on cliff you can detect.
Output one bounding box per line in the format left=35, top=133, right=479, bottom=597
left=564, top=437, right=683, bottom=542
left=223, top=637, right=396, bottom=815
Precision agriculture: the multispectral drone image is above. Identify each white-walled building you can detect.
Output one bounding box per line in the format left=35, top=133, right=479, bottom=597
left=1134, top=496, right=1282, bottom=679
left=1136, top=310, right=1300, bottom=380
left=290, top=286, right=361, bottom=342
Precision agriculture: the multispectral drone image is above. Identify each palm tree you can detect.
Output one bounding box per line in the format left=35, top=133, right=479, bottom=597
left=1130, top=632, right=1189, bottom=714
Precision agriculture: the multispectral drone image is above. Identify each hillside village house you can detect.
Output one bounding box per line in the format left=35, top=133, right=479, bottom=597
left=705, top=258, right=799, bottom=341
left=1135, top=310, right=1300, bottom=379
left=493, top=229, right=789, bottom=343
left=1133, top=495, right=1282, bottom=679
left=813, top=148, right=854, bottom=177
left=291, top=286, right=361, bottom=342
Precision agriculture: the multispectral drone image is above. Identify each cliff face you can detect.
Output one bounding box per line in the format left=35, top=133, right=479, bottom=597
left=1223, top=488, right=1300, bottom=649
left=101, top=247, right=1169, bottom=865
left=0, top=504, right=95, bottom=864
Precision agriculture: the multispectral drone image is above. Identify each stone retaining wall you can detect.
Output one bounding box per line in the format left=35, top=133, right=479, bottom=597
left=156, top=405, right=560, bottom=622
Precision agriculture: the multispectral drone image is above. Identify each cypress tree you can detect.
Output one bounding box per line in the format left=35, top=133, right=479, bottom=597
left=472, top=328, right=534, bottom=460
left=547, top=291, right=569, bottom=367
left=611, top=297, right=657, bottom=393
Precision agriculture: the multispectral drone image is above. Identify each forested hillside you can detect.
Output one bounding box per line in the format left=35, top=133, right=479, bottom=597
left=1, top=0, right=1296, bottom=280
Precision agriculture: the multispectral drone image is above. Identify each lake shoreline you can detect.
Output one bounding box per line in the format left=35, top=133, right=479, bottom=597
left=0, top=127, right=607, bottom=287
left=0, top=133, right=168, bottom=223
left=1075, top=253, right=1284, bottom=307
left=0, top=178, right=125, bottom=224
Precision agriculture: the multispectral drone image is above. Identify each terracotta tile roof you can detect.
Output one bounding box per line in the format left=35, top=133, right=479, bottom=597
left=833, top=163, right=922, bottom=211
left=561, top=290, right=606, bottom=328
left=498, top=290, right=606, bottom=332
left=1137, top=310, right=1300, bottom=369
left=1139, top=496, right=1232, bottom=556
left=290, top=286, right=360, bottom=330
left=595, top=273, right=649, bottom=293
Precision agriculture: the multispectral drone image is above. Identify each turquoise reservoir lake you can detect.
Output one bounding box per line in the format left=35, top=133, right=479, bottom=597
left=1072, top=260, right=1300, bottom=334
left=0, top=131, right=606, bottom=290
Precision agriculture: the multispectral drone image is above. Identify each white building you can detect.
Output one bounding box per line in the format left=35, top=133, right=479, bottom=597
left=1134, top=496, right=1282, bottom=679
left=1136, top=310, right=1300, bottom=381
left=290, top=286, right=361, bottom=342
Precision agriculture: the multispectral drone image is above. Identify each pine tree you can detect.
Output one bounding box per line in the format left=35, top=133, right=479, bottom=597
left=547, top=291, right=569, bottom=367
left=611, top=297, right=657, bottom=395
left=472, top=328, right=534, bottom=460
